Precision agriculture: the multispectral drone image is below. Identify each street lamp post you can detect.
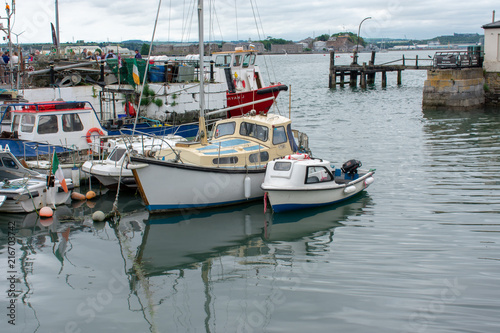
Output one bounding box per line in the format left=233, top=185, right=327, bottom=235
left=353, top=16, right=371, bottom=64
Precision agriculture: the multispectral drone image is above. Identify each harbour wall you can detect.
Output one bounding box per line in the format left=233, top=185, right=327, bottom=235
left=422, top=68, right=485, bottom=110
left=484, top=72, right=500, bottom=107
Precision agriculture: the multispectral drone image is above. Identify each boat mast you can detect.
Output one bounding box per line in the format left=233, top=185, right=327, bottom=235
left=198, top=0, right=208, bottom=145
left=55, top=0, right=60, bottom=55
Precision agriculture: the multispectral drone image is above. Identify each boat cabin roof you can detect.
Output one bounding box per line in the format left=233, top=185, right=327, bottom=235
left=8, top=101, right=91, bottom=114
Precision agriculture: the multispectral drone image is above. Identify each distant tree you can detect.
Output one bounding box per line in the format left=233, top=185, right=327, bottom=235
left=316, top=34, right=330, bottom=42
left=259, top=38, right=293, bottom=51
left=140, top=43, right=150, bottom=56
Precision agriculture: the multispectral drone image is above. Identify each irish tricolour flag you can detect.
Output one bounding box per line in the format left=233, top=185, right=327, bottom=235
left=132, top=58, right=141, bottom=86
left=52, top=153, right=68, bottom=193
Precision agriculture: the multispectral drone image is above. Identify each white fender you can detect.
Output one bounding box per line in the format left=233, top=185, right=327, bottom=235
left=364, top=177, right=374, bottom=186
left=344, top=185, right=356, bottom=194
left=244, top=176, right=251, bottom=198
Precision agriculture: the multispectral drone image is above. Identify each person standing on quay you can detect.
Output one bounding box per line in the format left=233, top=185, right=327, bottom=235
left=135, top=50, right=142, bottom=59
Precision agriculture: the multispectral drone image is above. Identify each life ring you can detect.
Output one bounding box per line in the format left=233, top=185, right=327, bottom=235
left=285, top=153, right=310, bottom=160
left=125, top=102, right=136, bottom=117
left=86, top=127, right=105, bottom=144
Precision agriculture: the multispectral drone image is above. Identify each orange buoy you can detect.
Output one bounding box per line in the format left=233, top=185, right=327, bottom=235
left=71, top=192, right=86, bottom=201
left=86, top=190, right=97, bottom=200
left=86, top=200, right=96, bottom=209
left=40, top=206, right=54, bottom=218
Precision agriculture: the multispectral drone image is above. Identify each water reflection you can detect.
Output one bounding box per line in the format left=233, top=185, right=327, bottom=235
left=122, top=195, right=372, bottom=332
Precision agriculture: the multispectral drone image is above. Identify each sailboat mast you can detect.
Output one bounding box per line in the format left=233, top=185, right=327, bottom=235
left=197, top=0, right=208, bottom=145
left=198, top=0, right=205, bottom=117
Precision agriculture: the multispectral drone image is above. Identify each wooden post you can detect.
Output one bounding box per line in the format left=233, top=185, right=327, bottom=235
left=350, top=70, right=358, bottom=87
left=329, top=51, right=335, bottom=88
left=402, top=55, right=405, bottom=66
left=360, top=63, right=367, bottom=88
left=397, top=70, right=402, bottom=85
left=360, top=72, right=366, bottom=89
left=415, top=55, right=418, bottom=69
left=381, top=71, right=387, bottom=88
left=370, top=51, right=376, bottom=65
left=340, top=72, right=345, bottom=87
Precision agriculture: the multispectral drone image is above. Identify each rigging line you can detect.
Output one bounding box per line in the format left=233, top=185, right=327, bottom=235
left=234, top=0, right=239, bottom=41
left=250, top=0, right=277, bottom=84
left=132, top=0, right=162, bottom=136
left=168, top=0, right=172, bottom=41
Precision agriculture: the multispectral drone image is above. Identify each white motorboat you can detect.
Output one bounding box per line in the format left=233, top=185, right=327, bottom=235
left=130, top=112, right=305, bottom=212
left=0, top=147, right=73, bottom=213
left=82, top=134, right=186, bottom=189
left=261, top=156, right=375, bottom=213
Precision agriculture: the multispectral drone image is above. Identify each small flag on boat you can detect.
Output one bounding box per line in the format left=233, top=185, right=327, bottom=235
left=132, top=58, right=141, bottom=86
left=52, top=153, right=68, bottom=193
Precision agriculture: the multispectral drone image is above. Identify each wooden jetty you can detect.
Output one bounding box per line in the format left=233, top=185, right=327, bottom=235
left=329, top=51, right=433, bottom=89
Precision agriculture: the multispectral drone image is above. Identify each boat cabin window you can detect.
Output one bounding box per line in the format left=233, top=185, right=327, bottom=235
left=239, top=122, right=268, bottom=142
left=242, top=54, right=252, bottom=67
left=37, top=115, right=59, bottom=134
left=108, top=148, right=126, bottom=162
left=233, top=55, right=242, bottom=67
left=249, top=151, right=269, bottom=163
left=249, top=54, right=256, bottom=65
left=20, top=114, right=36, bottom=133
left=215, top=55, right=231, bottom=67
left=272, top=126, right=287, bottom=145
left=11, top=115, right=20, bottom=132
left=62, top=113, right=84, bottom=132
left=274, top=161, right=291, bottom=171
left=212, top=156, right=238, bottom=165
left=305, top=166, right=333, bottom=184
left=214, top=122, right=236, bottom=138
left=2, top=157, right=18, bottom=169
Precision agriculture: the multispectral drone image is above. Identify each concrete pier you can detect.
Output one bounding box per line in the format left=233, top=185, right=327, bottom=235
left=422, top=68, right=485, bottom=110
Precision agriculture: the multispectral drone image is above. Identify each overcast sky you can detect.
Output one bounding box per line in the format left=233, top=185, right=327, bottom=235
left=5, top=0, right=498, bottom=44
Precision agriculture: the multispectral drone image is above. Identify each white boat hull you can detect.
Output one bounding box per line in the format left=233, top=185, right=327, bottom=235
left=264, top=172, right=374, bottom=213
left=131, top=157, right=265, bottom=212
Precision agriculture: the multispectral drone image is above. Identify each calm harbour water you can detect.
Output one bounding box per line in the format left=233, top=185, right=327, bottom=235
left=1, top=51, right=500, bottom=332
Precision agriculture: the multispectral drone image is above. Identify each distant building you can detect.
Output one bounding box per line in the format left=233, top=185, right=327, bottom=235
left=326, top=35, right=355, bottom=52
left=312, top=41, right=327, bottom=51
left=482, top=20, right=500, bottom=72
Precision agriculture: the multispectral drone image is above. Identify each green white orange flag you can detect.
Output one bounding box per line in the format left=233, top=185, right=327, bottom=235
left=132, top=58, right=141, bottom=86
left=52, top=153, right=68, bottom=193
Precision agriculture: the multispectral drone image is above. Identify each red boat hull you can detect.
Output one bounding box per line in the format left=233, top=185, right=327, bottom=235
left=226, top=84, right=288, bottom=118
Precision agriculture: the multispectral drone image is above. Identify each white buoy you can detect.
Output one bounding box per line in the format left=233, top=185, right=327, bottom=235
left=92, top=211, right=105, bottom=222
left=364, top=177, right=375, bottom=186
left=344, top=185, right=356, bottom=194
left=244, top=176, right=251, bottom=198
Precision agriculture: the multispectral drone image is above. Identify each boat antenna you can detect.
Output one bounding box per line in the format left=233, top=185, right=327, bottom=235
left=132, top=0, right=163, bottom=136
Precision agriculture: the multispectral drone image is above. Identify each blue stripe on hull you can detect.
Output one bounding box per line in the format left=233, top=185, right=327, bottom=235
left=271, top=191, right=365, bottom=213
left=146, top=196, right=263, bottom=212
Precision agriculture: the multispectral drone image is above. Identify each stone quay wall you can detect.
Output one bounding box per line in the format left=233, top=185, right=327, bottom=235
left=422, top=68, right=485, bottom=110
left=484, top=72, right=500, bottom=107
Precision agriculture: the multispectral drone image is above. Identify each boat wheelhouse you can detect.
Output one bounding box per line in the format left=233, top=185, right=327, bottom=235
left=0, top=101, right=107, bottom=158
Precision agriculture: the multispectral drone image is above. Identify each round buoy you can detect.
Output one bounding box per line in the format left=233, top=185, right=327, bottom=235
left=92, top=211, right=106, bottom=222
left=86, top=190, right=97, bottom=200
left=39, top=218, right=54, bottom=227
left=71, top=192, right=86, bottom=201
left=40, top=206, right=54, bottom=218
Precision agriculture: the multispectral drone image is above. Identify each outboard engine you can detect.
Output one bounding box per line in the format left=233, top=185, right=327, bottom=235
left=341, top=159, right=362, bottom=175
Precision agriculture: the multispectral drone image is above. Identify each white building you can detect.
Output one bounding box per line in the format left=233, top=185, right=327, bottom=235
left=482, top=20, right=500, bottom=72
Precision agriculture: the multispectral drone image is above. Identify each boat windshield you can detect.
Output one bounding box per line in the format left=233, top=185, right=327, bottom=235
left=214, top=122, right=235, bottom=138
left=305, top=166, right=333, bottom=184
left=107, top=148, right=126, bottom=162
left=215, top=55, right=231, bottom=67
left=20, top=114, right=36, bottom=133
left=239, top=122, right=268, bottom=142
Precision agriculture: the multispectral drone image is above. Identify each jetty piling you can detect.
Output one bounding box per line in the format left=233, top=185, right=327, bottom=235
left=329, top=51, right=433, bottom=89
